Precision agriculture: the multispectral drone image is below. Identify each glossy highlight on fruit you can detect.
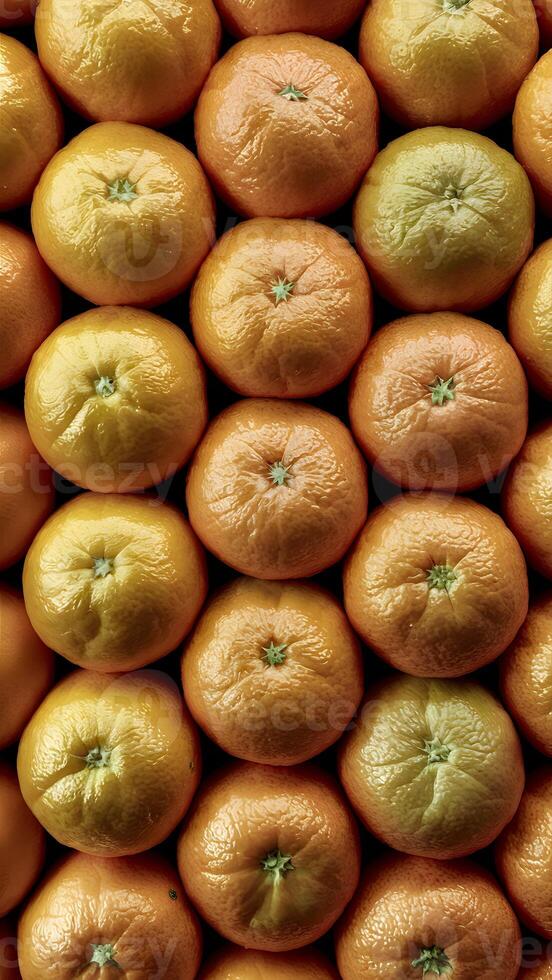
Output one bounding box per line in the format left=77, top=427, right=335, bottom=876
left=503, top=421, right=552, bottom=579
left=501, top=592, right=552, bottom=756
left=24, top=306, right=207, bottom=493
left=17, top=669, right=201, bottom=855
left=514, top=50, right=552, bottom=216
left=186, top=398, right=368, bottom=579
left=195, top=33, right=379, bottom=217
left=338, top=674, right=525, bottom=859
left=354, top=127, right=534, bottom=312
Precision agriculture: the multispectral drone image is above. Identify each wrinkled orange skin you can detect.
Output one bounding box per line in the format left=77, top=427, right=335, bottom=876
left=200, top=943, right=339, bottom=978
left=503, top=421, right=552, bottom=579
left=0, top=224, right=60, bottom=390
left=509, top=240, right=552, bottom=399
left=18, top=851, right=202, bottom=980
left=31, top=122, right=216, bottom=308
left=0, top=763, right=45, bottom=918
left=496, top=768, right=552, bottom=939
left=349, top=312, right=527, bottom=492
left=178, top=761, right=360, bottom=951
left=0, top=403, right=54, bottom=573
left=215, top=0, right=366, bottom=39
left=514, top=52, right=552, bottom=215
left=335, top=854, right=521, bottom=979
left=0, top=35, right=63, bottom=211
left=191, top=218, right=372, bottom=398
left=24, top=306, right=208, bottom=493
left=0, top=917, right=19, bottom=980
left=186, top=398, right=368, bottom=579
left=182, top=577, right=363, bottom=765
left=0, top=584, right=53, bottom=750
left=359, top=0, right=538, bottom=130
left=501, top=592, right=552, bottom=756
left=338, top=674, right=525, bottom=859
left=17, top=669, right=201, bottom=856
left=344, top=493, right=528, bottom=677
left=195, top=33, right=379, bottom=218
left=35, top=0, right=221, bottom=125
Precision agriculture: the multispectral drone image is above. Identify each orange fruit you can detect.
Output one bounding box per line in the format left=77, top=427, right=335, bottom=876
left=343, top=493, right=528, bottom=677
left=359, top=0, right=538, bottom=130
left=503, top=422, right=552, bottom=579
left=501, top=592, right=552, bottom=756
left=509, top=239, right=552, bottom=398
left=200, top=944, right=339, bottom=978
left=354, top=127, right=534, bottom=313
left=195, top=34, right=379, bottom=218
left=24, top=306, right=207, bottom=493
left=0, top=762, right=44, bottom=918
left=177, top=761, right=360, bottom=951
left=338, top=674, right=525, bottom=859
left=514, top=51, right=552, bottom=216
left=215, top=0, right=366, bottom=39
left=0, top=917, right=18, bottom=980
left=23, top=492, right=207, bottom=673
left=0, top=584, right=53, bottom=750
left=335, top=853, right=521, bottom=980
left=0, top=224, right=60, bottom=390
left=17, top=668, right=201, bottom=856
left=186, top=399, right=368, bottom=579
left=35, top=0, right=221, bottom=126
left=0, top=34, right=62, bottom=211
left=18, top=850, right=202, bottom=979
left=496, top=768, right=552, bottom=939
left=0, top=403, right=54, bottom=572
left=191, top=218, right=372, bottom=398
left=0, top=1, right=36, bottom=27
left=349, top=312, right=528, bottom=492
left=182, top=577, right=363, bottom=765
left=31, top=122, right=216, bottom=307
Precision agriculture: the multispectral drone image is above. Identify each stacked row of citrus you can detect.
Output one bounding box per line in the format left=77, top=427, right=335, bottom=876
left=0, top=1, right=551, bottom=978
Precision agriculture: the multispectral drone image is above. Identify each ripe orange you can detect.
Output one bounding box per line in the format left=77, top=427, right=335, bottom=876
left=0, top=584, right=53, bottom=750
left=191, top=218, right=372, bottom=398
left=215, top=0, right=366, bottom=39
left=0, top=762, right=44, bottom=918
left=0, top=403, right=54, bottom=572
left=349, top=312, right=528, bottom=492
left=177, top=761, right=360, bottom=951
left=31, top=122, right=215, bottom=307
left=338, top=674, right=525, bottom=859
left=0, top=0, right=36, bottom=27
left=514, top=51, right=552, bottom=216
left=195, top=34, right=379, bottom=218
left=503, top=422, right=552, bottom=579
left=201, top=944, right=339, bottom=978
left=509, top=239, right=552, bottom=398
left=35, top=0, right=221, bottom=126
left=0, top=34, right=62, bottom=211
left=0, top=224, right=60, bottom=390
left=354, top=127, right=534, bottom=312
left=496, top=768, right=552, bottom=938
left=24, top=306, right=207, bottom=493
left=0, top=917, right=18, bottom=980
left=501, top=593, right=552, bottom=756
left=335, top=854, right=521, bottom=980
left=359, top=0, right=538, bottom=130
left=186, top=399, right=368, bottom=579
left=344, top=493, right=528, bottom=677
left=23, top=492, right=207, bottom=673
left=18, top=850, right=202, bottom=979
left=182, top=577, right=363, bottom=765
left=17, top=668, right=201, bottom=856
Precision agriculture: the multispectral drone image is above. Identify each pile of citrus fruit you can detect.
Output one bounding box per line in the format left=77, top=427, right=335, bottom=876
left=0, top=1, right=551, bottom=977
